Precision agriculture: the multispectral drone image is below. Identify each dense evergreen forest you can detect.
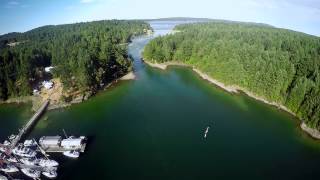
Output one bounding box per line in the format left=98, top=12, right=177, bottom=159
left=143, top=22, right=320, bottom=130
left=0, top=20, right=150, bottom=100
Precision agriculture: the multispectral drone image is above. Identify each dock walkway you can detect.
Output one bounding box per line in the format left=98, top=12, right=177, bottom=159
left=8, top=100, right=49, bottom=153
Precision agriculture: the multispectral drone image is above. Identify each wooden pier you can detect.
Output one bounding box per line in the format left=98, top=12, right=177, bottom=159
left=8, top=100, right=50, bottom=154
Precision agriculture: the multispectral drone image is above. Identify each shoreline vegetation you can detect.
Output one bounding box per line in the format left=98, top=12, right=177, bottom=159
left=0, top=20, right=149, bottom=111
left=143, top=60, right=320, bottom=140
left=142, top=22, right=320, bottom=140
left=0, top=71, right=136, bottom=111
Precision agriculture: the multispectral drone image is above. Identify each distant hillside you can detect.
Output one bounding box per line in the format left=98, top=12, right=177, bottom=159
left=145, top=17, right=273, bottom=28
left=145, top=17, right=213, bottom=22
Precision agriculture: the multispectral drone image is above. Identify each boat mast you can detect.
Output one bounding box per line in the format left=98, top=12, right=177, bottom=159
left=62, top=129, right=68, bottom=138
left=33, top=138, right=49, bottom=159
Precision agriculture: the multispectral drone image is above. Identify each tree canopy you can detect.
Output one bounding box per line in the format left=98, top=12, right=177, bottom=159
left=0, top=20, right=150, bottom=100
left=143, top=22, right=320, bottom=130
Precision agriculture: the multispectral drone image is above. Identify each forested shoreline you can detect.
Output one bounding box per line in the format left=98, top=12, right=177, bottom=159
left=143, top=22, right=320, bottom=131
left=0, top=20, right=150, bottom=102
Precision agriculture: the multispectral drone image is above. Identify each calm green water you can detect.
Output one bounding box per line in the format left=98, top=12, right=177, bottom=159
left=1, top=21, right=320, bottom=180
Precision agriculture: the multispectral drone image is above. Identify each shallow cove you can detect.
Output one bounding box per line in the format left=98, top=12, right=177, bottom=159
left=1, top=21, right=320, bottom=179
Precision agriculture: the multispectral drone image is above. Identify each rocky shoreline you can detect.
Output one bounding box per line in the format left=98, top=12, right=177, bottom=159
left=143, top=60, right=319, bottom=140
left=301, top=123, right=320, bottom=139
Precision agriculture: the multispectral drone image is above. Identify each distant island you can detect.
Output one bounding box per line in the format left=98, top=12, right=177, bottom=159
left=143, top=21, right=320, bottom=138
left=0, top=20, right=151, bottom=109
left=145, top=17, right=274, bottom=28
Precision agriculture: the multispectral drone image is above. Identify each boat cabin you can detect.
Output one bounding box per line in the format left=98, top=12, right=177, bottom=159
left=61, top=138, right=83, bottom=148
left=39, top=136, right=62, bottom=147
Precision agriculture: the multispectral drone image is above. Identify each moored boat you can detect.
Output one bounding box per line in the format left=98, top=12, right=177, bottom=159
left=42, top=170, right=58, bottom=179
left=21, top=168, right=41, bottom=179
left=0, top=164, right=19, bottom=173
left=20, top=157, right=37, bottom=166
left=24, top=139, right=37, bottom=147
left=63, top=150, right=80, bottom=158
left=0, top=175, right=8, bottom=180
left=8, top=135, right=16, bottom=141
left=0, top=153, right=18, bottom=163
left=38, top=158, right=59, bottom=167
left=0, top=146, right=6, bottom=152
left=3, top=141, right=10, bottom=146
left=7, top=156, right=18, bottom=163
left=12, top=144, right=36, bottom=158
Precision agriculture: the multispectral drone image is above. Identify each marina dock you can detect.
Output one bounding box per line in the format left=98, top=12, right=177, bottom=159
left=1, top=99, right=87, bottom=179
left=8, top=100, right=49, bottom=154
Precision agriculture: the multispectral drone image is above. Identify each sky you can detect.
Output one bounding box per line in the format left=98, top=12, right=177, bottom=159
left=0, top=0, right=320, bottom=36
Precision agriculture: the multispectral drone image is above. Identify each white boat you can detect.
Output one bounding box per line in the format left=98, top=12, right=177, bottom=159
left=0, top=153, right=17, bottom=164
left=80, top=136, right=87, bottom=140
left=0, top=175, right=8, bottom=180
left=21, top=168, right=41, bottom=179
left=0, top=164, right=19, bottom=173
left=23, top=139, right=37, bottom=147
left=8, top=135, right=16, bottom=141
left=12, top=144, right=36, bottom=157
left=0, top=146, right=6, bottom=152
left=42, top=171, right=58, bottom=179
left=38, top=158, right=59, bottom=167
left=0, top=142, right=9, bottom=152
left=61, top=136, right=85, bottom=149
left=7, top=156, right=18, bottom=163
left=20, top=157, right=37, bottom=165
left=204, top=126, right=210, bottom=138
left=63, top=150, right=80, bottom=158
left=3, top=140, right=10, bottom=146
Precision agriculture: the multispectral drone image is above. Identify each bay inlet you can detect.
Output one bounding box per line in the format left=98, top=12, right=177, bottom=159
left=1, top=21, right=320, bottom=179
